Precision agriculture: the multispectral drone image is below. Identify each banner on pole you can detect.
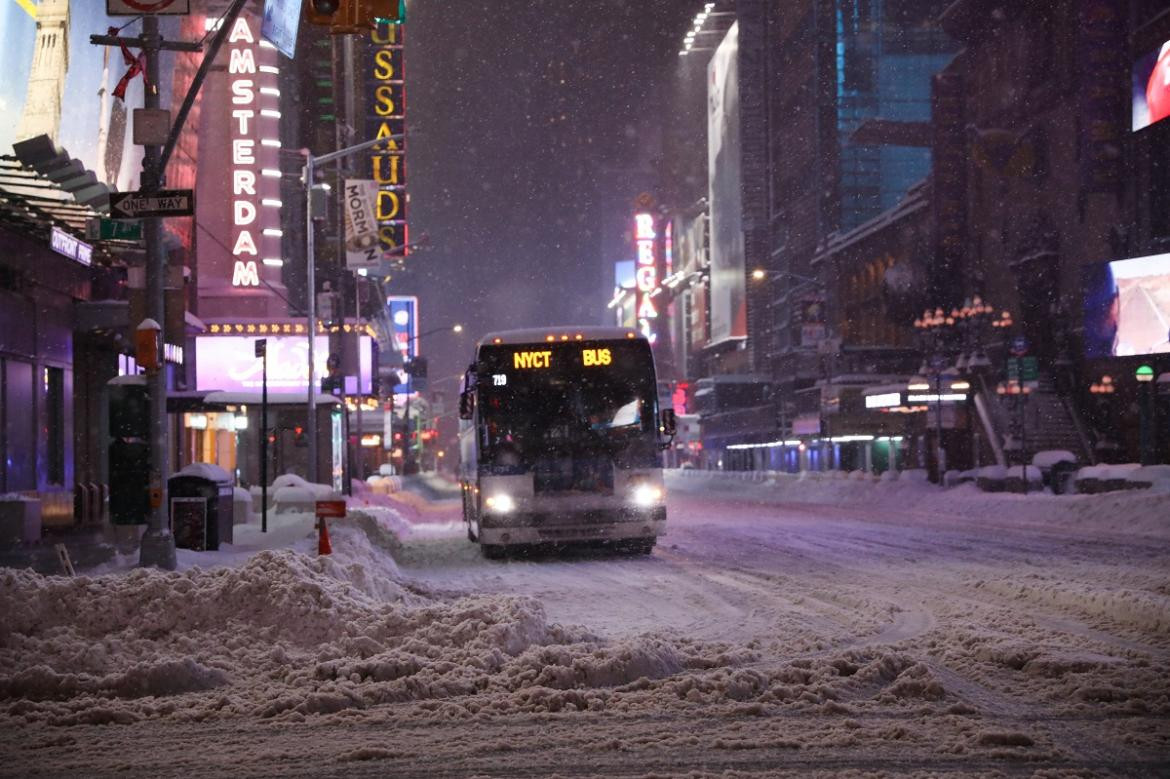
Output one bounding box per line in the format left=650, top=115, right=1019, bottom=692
left=343, top=179, right=381, bottom=271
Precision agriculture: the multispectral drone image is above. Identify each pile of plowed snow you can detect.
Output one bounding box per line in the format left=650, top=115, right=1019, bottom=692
left=0, top=510, right=762, bottom=727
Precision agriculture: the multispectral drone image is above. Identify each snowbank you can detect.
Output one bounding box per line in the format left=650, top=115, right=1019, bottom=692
left=1032, top=450, right=1077, bottom=468
left=671, top=468, right=1170, bottom=538
left=0, top=507, right=761, bottom=732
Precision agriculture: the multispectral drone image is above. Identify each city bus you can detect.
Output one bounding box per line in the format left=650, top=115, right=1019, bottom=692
left=458, top=328, right=675, bottom=557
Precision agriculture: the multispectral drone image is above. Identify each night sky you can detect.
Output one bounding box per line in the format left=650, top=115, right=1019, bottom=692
left=402, top=0, right=703, bottom=387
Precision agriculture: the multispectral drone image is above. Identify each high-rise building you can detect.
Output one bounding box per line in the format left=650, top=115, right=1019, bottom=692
left=15, top=0, right=70, bottom=143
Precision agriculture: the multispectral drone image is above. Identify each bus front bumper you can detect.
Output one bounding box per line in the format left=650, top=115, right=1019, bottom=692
left=478, top=506, right=666, bottom=546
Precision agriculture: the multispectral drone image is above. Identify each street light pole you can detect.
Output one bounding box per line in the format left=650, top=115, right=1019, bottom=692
left=1136, top=364, right=1155, bottom=465
left=398, top=324, right=462, bottom=475
left=303, top=135, right=402, bottom=484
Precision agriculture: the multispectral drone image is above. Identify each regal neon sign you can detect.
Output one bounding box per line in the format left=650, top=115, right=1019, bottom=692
left=230, top=17, right=260, bottom=287
left=634, top=211, right=658, bottom=344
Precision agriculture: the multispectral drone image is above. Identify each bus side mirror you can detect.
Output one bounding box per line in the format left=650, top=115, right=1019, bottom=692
left=459, top=390, right=475, bottom=420
left=659, top=408, right=676, bottom=437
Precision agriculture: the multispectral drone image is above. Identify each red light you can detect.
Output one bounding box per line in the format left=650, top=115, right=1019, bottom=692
left=294, top=426, right=303, bottom=435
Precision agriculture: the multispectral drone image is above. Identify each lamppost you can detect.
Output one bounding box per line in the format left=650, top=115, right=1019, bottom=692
left=995, top=378, right=1034, bottom=492
left=303, top=134, right=403, bottom=485
left=397, top=324, right=464, bottom=474
left=912, top=307, right=963, bottom=483
left=1136, top=364, right=1155, bottom=465
left=1089, top=374, right=1117, bottom=461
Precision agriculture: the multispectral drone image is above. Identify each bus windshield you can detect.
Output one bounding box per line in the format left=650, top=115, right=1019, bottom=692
left=476, top=340, right=658, bottom=471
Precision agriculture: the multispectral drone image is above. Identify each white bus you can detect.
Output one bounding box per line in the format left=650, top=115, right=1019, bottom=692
left=458, top=328, right=675, bottom=557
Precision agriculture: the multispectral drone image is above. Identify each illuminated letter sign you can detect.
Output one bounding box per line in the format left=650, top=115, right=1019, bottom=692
left=582, top=348, right=612, bottom=367
left=634, top=211, right=658, bottom=344
left=513, top=351, right=552, bottom=369
left=230, top=17, right=260, bottom=286
left=367, top=23, right=407, bottom=256
left=232, top=260, right=261, bottom=286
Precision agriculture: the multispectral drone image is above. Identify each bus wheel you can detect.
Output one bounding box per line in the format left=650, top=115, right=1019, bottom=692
left=481, top=544, right=506, bottom=560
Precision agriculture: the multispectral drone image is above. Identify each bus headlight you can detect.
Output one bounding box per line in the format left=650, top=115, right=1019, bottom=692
left=485, top=494, right=515, bottom=513
left=631, top=484, right=663, bottom=507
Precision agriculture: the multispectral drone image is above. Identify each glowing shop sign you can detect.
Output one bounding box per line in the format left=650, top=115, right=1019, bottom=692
left=49, top=226, right=93, bottom=266
left=512, top=351, right=552, bottom=369
left=230, top=17, right=260, bottom=287
left=906, top=393, right=968, bottom=403
left=865, top=392, right=902, bottom=409
left=634, top=211, right=658, bottom=344
left=582, top=348, right=612, bottom=367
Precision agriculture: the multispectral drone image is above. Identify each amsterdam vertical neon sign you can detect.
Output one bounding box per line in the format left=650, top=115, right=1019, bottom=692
left=226, top=15, right=281, bottom=288
left=635, top=211, right=658, bottom=344
left=229, top=17, right=260, bottom=286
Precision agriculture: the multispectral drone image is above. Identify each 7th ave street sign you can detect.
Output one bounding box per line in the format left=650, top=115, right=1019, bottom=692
left=109, top=189, right=195, bottom=219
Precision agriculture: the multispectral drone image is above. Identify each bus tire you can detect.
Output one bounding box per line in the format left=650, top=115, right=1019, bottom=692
left=481, top=543, right=506, bottom=560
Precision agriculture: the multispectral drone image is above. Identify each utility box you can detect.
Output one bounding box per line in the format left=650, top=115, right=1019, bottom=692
left=168, top=463, right=234, bottom=551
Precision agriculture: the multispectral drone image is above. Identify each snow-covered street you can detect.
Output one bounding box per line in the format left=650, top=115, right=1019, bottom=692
left=2, top=473, right=1168, bottom=777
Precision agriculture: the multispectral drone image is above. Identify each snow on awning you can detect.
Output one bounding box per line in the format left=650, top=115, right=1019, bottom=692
left=862, top=382, right=910, bottom=396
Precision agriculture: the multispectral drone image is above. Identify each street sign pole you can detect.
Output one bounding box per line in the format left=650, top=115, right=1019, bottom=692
left=136, top=14, right=176, bottom=571
left=91, top=1, right=245, bottom=570
left=256, top=339, right=269, bottom=533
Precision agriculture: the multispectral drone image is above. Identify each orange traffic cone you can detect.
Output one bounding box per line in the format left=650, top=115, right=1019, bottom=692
left=317, top=518, right=332, bottom=555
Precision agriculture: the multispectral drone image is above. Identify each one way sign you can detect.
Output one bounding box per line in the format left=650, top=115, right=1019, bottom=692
left=109, top=189, right=195, bottom=219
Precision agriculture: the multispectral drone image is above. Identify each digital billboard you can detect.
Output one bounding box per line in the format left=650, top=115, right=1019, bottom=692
left=707, top=22, right=746, bottom=345
left=1083, top=252, right=1170, bottom=357
left=196, top=335, right=373, bottom=394
left=0, top=2, right=178, bottom=190
left=261, top=0, right=304, bottom=60
left=386, top=295, right=417, bottom=394
left=1133, top=39, right=1170, bottom=131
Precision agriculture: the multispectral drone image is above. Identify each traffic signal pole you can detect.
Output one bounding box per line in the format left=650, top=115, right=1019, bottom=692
left=137, top=15, right=175, bottom=570
left=302, top=135, right=402, bottom=484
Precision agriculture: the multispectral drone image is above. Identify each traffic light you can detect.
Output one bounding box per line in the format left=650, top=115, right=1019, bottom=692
left=404, top=357, right=428, bottom=379
left=294, top=426, right=308, bottom=447
left=304, top=0, right=403, bottom=33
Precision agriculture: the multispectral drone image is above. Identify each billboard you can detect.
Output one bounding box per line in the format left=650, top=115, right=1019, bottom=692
left=675, top=210, right=708, bottom=350
left=261, top=0, right=304, bottom=60
left=1133, top=39, right=1170, bottom=131
left=1083, top=252, right=1170, bottom=357
left=195, top=335, right=373, bottom=393
left=0, top=1, right=177, bottom=191
left=707, top=22, right=746, bottom=345
left=799, top=296, right=827, bottom=348
left=386, top=295, right=417, bottom=394
left=343, top=179, right=381, bottom=271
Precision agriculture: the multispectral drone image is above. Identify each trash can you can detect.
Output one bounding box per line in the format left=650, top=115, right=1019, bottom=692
left=1049, top=460, right=1079, bottom=495
left=168, top=463, right=235, bottom=551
